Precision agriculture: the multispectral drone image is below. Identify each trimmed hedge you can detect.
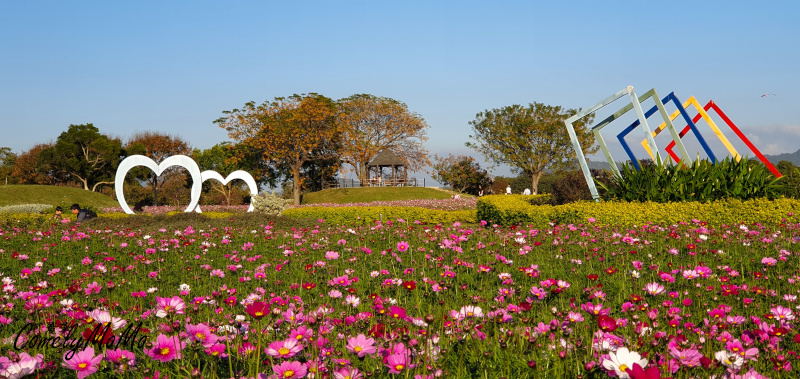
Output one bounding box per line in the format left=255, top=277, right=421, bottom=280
left=283, top=206, right=476, bottom=225
left=477, top=194, right=800, bottom=227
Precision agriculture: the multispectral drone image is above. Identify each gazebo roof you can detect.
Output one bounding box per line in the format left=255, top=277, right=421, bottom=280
left=368, top=149, right=404, bottom=167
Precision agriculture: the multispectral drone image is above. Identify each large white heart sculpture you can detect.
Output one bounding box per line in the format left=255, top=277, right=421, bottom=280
left=196, top=170, right=259, bottom=213
left=115, top=155, right=203, bottom=214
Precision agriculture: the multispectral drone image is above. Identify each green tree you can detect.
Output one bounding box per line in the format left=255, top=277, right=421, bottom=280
left=430, top=154, right=491, bottom=195
left=466, top=102, right=596, bottom=195
left=193, top=143, right=255, bottom=205
left=0, top=147, right=17, bottom=185
left=776, top=160, right=800, bottom=198
left=215, top=93, right=341, bottom=205
left=40, top=124, right=124, bottom=191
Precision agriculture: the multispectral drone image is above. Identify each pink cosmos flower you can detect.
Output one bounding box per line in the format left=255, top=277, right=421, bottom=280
left=272, top=360, right=307, bottom=379
left=642, top=282, right=665, bottom=296
left=62, top=346, right=103, bottom=379
left=325, top=251, right=339, bottom=260
left=345, top=334, right=377, bottom=358
left=762, top=257, right=777, bottom=266
left=567, top=311, right=584, bottom=323
left=385, top=352, right=411, bottom=374
left=146, top=334, right=185, bottom=362
left=84, top=282, right=102, bottom=295
left=334, top=367, right=363, bottom=379
left=155, top=296, right=186, bottom=318
left=186, top=323, right=218, bottom=347
left=265, top=339, right=304, bottom=359
left=105, top=348, right=136, bottom=366
left=205, top=343, right=227, bottom=358
left=396, top=241, right=410, bottom=252
left=288, top=326, right=313, bottom=342
left=771, top=305, right=795, bottom=321
left=1, top=352, right=43, bottom=379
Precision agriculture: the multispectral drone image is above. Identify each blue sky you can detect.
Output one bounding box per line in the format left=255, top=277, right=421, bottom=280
left=2, top=1, right=799, bottom=183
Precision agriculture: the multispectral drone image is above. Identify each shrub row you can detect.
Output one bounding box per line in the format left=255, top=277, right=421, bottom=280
left=0, top=203, right=53, bottom=214
left=477, top=194, right=800, bottom=227
left=283, top=206, right=477, bottom=225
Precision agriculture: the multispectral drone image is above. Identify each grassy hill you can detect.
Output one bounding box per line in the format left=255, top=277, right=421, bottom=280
left=301, top=187, right=453, bottom=205
left=0, top=185, right=119, bottom=209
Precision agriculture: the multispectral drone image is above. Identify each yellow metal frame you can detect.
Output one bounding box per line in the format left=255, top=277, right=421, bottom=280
left=641, top=96, right=740, bottom=161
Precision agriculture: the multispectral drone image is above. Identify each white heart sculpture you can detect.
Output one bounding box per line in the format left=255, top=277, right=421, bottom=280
left=195, top=170, right=259, bottom=213
left=115, top=155, right=203, bottom=214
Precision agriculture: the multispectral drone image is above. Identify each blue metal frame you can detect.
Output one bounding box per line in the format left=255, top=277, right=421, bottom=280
left=616, top=92, right=716, bottom=170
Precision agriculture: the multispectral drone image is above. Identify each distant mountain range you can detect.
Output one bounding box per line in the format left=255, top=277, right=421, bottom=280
left=586, top=148, right=800, bottom=171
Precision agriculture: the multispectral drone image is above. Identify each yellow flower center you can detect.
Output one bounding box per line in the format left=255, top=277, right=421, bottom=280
left=196, top=333, right=205, bottom=340
left=283, top=370, right=294, bottom=378
left=354, top=346, right=362, bottom=352
left=78, top=363, right=88, bottom=369
left=279, top=347, right=290, bottom=355
left=160, top=347, right=170, bottom=355
left=255, top=311, right=263, bottom=316
left=619, top=364, right=628, bottom=372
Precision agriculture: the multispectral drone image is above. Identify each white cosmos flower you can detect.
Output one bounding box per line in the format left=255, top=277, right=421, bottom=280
left=601, top=347, right=648, bottom=379
left=715, top=350, right=744, bottom=370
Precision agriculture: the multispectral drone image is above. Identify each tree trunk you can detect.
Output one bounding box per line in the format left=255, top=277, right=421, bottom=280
left=153, top=175, right=159, bottom=206
left=292, top=166, right=302, bottom=206
left=531, top=171, right=543, bottom=195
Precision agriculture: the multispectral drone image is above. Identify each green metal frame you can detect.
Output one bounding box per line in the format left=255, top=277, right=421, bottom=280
left=564, top=86, right=683, bottom=201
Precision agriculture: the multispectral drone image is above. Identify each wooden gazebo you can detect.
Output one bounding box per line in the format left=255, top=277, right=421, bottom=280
left=367, top=149, right=407, bottom=186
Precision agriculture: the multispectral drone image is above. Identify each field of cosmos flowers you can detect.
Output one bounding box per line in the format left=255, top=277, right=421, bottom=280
left=2, top=207, right=800, bottom=379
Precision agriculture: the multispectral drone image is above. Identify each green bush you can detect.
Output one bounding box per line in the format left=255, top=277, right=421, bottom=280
left=599, top=157, right=783, bottom=202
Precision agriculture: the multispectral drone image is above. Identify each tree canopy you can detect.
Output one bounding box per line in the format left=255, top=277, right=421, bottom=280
left=40, top=124, right=124, bottom=191
left=215, top=93, right=341, bottom=205
left=125, top=131, right=192, bottom=206
left=466, top=102, right=596, bottom=194
left=430, top=154, right=491, bottom=195
left=337, top=94, right=430, bottom=183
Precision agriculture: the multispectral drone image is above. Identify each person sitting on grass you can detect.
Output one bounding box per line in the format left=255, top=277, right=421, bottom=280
left=53, top=206, right=66, bottom=220
left=70, top=204, right=97, bottom=222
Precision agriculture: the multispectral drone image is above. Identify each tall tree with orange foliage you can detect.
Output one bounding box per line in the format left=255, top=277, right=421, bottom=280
left=337, top=94, right=430, bottom=183
left=215, top=93, right=341, bottom=205
left=125, top=131, right=191, bottom=206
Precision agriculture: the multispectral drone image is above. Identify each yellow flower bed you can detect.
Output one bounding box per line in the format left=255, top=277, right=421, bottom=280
left=477, top=195, right=800, bottom=227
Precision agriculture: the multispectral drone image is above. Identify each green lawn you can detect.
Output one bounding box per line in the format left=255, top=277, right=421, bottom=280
left=0, top=184, right=120, bottom=209
left=301, top=187, right=453, bottom=204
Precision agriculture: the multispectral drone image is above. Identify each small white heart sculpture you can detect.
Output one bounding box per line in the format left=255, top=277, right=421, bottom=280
left=195, top=170, right=259, bottom=213
left=115, top=155, right=203, bottom=214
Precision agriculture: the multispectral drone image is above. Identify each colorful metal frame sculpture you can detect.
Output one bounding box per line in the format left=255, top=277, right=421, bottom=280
left=565, top=86, right=675, bottom=201
left=617, top=92, right=716, bottom=170
left=640, top=98, right=781, bottom=178
left=565, top=87, right=783, bottom=202
left=640, top=96, right=739, bottom=163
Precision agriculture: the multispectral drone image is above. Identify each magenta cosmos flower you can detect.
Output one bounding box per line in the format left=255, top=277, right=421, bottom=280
left=345, top=334, right=377, bottom=358
left=396, top=241, right=410, bottom=252
left=186, top=323, right=218, bottom=347
left=272, top=360, right=307, bottom=379
left=385, top=352, right=411, bottom=374
left=265, top=338, right=304, bottom=359
left=62, top=346, right=103, bottom=379
left=146, top=334, right=185, bottom=362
